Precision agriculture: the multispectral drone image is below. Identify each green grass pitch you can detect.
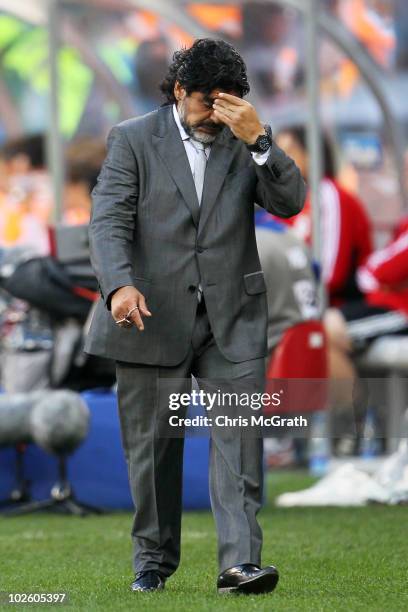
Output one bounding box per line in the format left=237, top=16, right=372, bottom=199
left=0, top=471, right=407, bottom=611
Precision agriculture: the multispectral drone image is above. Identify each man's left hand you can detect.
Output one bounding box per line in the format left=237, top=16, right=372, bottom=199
left=212, top=93, right=265, bottom=145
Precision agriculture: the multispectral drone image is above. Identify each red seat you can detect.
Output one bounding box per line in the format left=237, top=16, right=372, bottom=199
left=265, top=321, right=328, bottom=414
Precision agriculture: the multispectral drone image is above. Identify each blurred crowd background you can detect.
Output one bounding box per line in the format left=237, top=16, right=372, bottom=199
left=0, top=0, right=407, bottom=253
left=1, top=0, right=408, bottom=471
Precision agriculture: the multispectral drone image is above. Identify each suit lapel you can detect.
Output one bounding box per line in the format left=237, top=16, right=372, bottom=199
left=152, top=106, right=200, bottom=227
left=198, top=131, right=235, bottom=238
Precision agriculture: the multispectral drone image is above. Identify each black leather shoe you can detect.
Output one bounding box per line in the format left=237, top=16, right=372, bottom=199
left=217, top=564, right=279, bottom=595
left=130, top=570, right=165, bottom=592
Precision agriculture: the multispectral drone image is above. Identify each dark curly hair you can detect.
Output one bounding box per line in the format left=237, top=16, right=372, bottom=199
left=160, top=38, right=250, bottom=105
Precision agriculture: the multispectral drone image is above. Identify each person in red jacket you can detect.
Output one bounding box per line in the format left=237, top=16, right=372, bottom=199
left=324, top=220, right=408, bottom=409
left=355, top=223, right=408, bottom=324
left=275, top=125, right=373, bottom=306
left=318, top=218, right=408, bottom=454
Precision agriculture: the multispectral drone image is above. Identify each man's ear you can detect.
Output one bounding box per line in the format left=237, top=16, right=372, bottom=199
left=174, top=81, right=186, bottom=101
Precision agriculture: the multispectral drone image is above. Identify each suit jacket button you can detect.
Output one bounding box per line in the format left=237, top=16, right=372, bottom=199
left=196, top=246, right=205, bottom=253
left=188, top=285, right=196, bottom=293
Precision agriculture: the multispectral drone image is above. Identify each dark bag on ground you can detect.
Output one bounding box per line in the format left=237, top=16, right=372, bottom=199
left=2, top=256, right=91, bottom=320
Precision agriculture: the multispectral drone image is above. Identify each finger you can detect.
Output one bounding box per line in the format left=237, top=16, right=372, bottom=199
left=138, top=294, right=152, bottom=317
left=115, top=314, right=131, bottom=324
left=213, top=107, right=235, bottom=121
left=115, top=318, right=132, bottom=329
left=213, top=100, right=235, bottom=117
left=129, top=308, right=145, bottom=331
left=212, top=108, right=233, bottom=127
left=217, top=92, right=245, bottom=106
left=214, top=107, right=242, bottom=131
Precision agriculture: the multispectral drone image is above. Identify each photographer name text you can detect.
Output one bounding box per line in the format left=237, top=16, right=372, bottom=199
left=168, top=415, right=308, bottom=428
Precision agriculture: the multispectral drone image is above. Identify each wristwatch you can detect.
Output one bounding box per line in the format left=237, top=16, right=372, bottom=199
left=246, top=124, right=273, bottom=154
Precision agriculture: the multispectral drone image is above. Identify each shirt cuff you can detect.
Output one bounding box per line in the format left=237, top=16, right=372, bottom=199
left=251, top=147, right=271, bottom=166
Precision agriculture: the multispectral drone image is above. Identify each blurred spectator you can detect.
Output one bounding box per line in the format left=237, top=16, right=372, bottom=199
left=255, top=211, right=319, bottom=353
left=0, top=154, right=8, bottom=203
left=322, top=0, right=339, bottom=9
left=325, top=218, right=408, bottom=388
left=395, top=0, right=408, bottom=69
left=242, top=3, right=303, bottom=96
left=133, top=37, right=170, bottom=111
left=63, top=138, right=106, bottom=225
left=356, top=220, right=408, bottom=322
left=256, top=212, right=319, bottom=469
left=337, top=0, right=395, bottom=69
left=187, top=4, right=242, bottom=38
left=0, top=135, right=51, bottom=255
left=322, top=0, right=397, bottom=97
left=275, top=125, right=373, bottom=306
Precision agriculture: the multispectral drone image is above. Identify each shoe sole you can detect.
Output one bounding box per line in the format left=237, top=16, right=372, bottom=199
left=218, top=571, right=279, bottom=595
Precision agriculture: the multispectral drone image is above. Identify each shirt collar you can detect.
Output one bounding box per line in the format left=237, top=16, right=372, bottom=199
left=172, top=104, right=189, bottom=141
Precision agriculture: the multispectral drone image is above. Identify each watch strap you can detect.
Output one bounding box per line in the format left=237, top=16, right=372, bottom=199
left=246, top=124, right=273, bottom=153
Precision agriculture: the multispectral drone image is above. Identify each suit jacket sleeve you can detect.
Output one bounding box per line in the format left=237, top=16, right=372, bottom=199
left=254, top=140, right=306, bottom=218
left=89, top=125, right=138, bottom=310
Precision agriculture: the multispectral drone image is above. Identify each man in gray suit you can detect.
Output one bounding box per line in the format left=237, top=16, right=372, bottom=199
left=85, top=39, right=305, bottom=595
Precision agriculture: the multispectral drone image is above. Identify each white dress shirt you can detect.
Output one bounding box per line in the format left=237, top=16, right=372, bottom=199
left=172, top=104, right=270, bottom=179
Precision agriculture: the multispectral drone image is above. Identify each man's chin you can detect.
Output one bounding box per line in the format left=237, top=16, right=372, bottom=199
left=192, top=128, right=222, bottom=144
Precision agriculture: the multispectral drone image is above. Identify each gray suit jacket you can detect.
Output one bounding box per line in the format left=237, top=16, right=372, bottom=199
left=84, top=104, right=306, bottom=365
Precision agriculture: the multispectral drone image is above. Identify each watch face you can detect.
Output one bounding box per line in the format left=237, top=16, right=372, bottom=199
left=247, top=126, right=272, bottom=153
left=258, top=136, right=270, bottom=152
